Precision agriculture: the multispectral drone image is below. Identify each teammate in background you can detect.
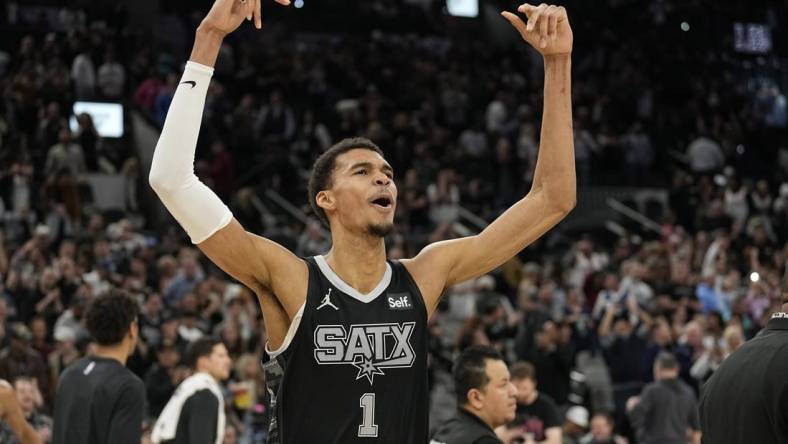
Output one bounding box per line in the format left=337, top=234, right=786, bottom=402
left=52, top=290, right=145, bottom=444
left=149, top=0, right=575, bottom=441
left=152, top=338, right=232, bottom=444
left=430, top=346, right=520, bottom=444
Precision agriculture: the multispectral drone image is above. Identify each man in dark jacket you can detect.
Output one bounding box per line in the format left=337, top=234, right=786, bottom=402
left=699, top=297, right=788, bottom=444
left=431, top=346, right=518, bottom=444
left=627, top=352, right=700, bottom=444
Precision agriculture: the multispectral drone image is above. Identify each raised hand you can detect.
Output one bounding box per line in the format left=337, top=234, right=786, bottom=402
left=501, top=3, right=573, bottom=56
left=200, top=0, right=290, bottom=34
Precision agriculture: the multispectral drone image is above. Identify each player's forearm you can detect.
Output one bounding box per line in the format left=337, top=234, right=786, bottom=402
left=190, top=27, right=225, bottom=67
left=531, top=54, right=576, bottom=213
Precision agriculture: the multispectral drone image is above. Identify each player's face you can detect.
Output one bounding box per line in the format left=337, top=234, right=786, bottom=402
left=321, top=149, right=397, bottom=237
left=208, top=343, right=232, bottom=381
left=482, top=360, right=518, bottom=427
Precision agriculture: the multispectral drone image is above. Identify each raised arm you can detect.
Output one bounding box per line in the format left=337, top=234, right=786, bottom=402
left=404, top=3, right=575, bottom=315
left=148, top=0, right=305, bottom=317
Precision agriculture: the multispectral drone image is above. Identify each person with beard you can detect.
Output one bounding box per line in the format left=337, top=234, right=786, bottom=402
left=149, top=0, right=575, bottom=442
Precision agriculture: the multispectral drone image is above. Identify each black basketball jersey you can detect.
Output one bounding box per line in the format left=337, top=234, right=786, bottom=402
left=263, top=255, right=429, bottom=444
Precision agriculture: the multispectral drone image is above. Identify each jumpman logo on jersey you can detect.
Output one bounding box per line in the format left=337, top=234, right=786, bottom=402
left=317, top=288, right=339, bottom=311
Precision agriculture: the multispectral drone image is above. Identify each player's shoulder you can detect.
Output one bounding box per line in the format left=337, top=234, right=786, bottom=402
left=106, top=369, right=145, bottom=403
left=60, top=356, right=91, bottom=378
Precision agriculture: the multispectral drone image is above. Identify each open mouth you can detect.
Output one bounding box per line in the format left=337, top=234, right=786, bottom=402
left=371, top=196, right=393, bottom=209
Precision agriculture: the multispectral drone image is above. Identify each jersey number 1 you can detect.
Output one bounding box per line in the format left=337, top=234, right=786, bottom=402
left=358, top=393, right=378, bottom=437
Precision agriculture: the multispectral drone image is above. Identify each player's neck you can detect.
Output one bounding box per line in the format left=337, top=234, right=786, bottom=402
left=462, top=406, right=496, bottom=430
left=325, top=230, right=387, bottom=294
left=93, top=344, right=129, bottom=366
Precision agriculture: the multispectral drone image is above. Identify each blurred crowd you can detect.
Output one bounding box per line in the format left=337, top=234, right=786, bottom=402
left=1, top=0, right=787, bottom=443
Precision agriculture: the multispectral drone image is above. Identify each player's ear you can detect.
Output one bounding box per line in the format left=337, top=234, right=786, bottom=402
left=316, top=190, right=336, bottom=213
left=129, top=319, right=138, bottom=340
left=467, top=388, right=484, bottom=410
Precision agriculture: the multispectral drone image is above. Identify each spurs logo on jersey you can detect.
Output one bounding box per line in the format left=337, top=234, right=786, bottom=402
left=313, top=322, right=416, bottom=384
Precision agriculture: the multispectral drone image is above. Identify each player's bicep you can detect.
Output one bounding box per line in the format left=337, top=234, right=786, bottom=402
left=402, top=237, right=470, bottom=315
left=456, top=190, right=565, bottom=282
left=403, top=192, right=566, bottom=316
left=198, top=218, right=307, bottom=316
left=198, top=218, right=270, bottom=288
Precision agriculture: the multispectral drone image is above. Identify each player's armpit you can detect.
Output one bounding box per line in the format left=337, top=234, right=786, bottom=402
left=198, top=218, right=308, bottom=318
left=403, top=188, right=569, bottom=317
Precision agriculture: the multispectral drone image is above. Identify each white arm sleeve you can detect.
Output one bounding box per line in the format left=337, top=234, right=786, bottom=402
left=149, top=61, right=233, bottom=244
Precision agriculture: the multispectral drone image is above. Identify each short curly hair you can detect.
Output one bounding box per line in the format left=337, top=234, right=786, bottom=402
left=307, top=137, right=384, bottom=227
left=85, top=289, right=139, bottom=346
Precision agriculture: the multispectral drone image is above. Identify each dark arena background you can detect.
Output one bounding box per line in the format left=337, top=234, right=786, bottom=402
left=0, top=0, right=787, bottom=443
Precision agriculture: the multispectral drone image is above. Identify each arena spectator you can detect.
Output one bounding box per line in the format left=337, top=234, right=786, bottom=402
left=0, top=324, right=49, bottom=404
left=97, top=51, right=126, bottom=99
left=580, top=413, right=627, bottom=444
left=0, top=380, right=43, bottom=444
left=509, top=362, right=562, bottom=444
left=563, top=406, right=589, bottom=444
left=626, top=353, right=700, bottom=444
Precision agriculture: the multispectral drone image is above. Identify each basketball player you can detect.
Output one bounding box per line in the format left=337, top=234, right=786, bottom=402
left=52, top=290, right=145, bottom=444
left=149, top=0, right=575, bottom=442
